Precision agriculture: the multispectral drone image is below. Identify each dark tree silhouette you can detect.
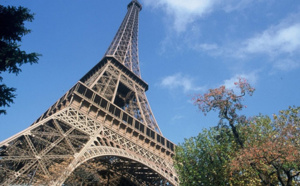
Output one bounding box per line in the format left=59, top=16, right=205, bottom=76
left=0, top=5, right=40, bottom=114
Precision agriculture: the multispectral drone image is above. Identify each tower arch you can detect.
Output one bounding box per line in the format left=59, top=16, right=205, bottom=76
left=58, top=146, right=175, bottom=185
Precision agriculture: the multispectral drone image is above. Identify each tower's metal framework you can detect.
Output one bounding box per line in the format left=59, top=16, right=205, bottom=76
left=0, top=0, right=178, bottom=185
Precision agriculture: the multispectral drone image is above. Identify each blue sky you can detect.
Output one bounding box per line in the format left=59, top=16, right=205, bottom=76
left=1, top=0, right=300, bottom=144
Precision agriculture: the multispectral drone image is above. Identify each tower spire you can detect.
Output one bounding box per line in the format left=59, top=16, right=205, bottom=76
left=105, top=0, right=142, bottom=77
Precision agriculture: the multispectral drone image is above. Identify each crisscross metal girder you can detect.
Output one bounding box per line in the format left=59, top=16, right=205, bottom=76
left=105, top=0, right=141, bottom=77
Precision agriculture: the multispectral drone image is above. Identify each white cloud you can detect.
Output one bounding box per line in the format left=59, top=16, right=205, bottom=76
left=160, top=73, right=204, bottom=93
left=243, top=23, right=300, bottom=55
left=195, top=20, right=300, bottom=61
left=143, top=0, right=218, bottom=32
left=234, top=15, right=300, bottom=72
left=142, top=0, right=258, bottom=33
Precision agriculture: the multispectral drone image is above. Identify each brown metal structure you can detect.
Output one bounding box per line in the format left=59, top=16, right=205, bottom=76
left=0, top=0, right=178, bottom=185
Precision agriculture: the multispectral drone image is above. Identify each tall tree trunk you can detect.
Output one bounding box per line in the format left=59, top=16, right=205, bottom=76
left=228, top=119, right=244, bottom=148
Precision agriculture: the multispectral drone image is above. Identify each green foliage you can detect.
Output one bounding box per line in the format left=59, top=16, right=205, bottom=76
left=0, top=84, right=16, bottom=115
left=0, top=5, right=40, bottom=114
left=175, top=126, right=237, bottom=186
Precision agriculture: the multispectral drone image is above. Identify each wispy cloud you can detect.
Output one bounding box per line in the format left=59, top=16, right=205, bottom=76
left=143, top=0, right=218, bottom=33
left=235, top=14, right=300, bottom=71
left=193, top=19, right=300, bottom=57
left=192, top=43, right=225, bottom=56
left=171, top=114, right=184, bottom=121
left=196, top=43, right=219, bottom=51
left=143, top=0, right=258, bottom=33
left=223, top=72, right=258, bottom=92
left=193, top=13, right=300, bottom=72
left=273, top=59, right=300, bottom=72
left=160, top=72, right=258, bottom=95
left=160, top=73, right=205, bottom=93
left=242, top=23, right=300, bottom=56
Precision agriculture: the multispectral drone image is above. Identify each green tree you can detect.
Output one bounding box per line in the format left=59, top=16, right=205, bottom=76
left=0, top=5, right=40, bottom=114
left=175, top=126, right=237, bottom=186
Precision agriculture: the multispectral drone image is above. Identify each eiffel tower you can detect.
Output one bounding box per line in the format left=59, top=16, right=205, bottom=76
left=0, top=0, right=178, bottom=185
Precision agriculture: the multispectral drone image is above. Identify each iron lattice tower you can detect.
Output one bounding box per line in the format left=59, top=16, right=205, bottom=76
left=0, top=0, right=178, bottom=185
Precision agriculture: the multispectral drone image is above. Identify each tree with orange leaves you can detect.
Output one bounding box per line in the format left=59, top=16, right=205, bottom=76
left=231, top=107, right=300, bottom=186
left=193, top=77, right=255, bottom=148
